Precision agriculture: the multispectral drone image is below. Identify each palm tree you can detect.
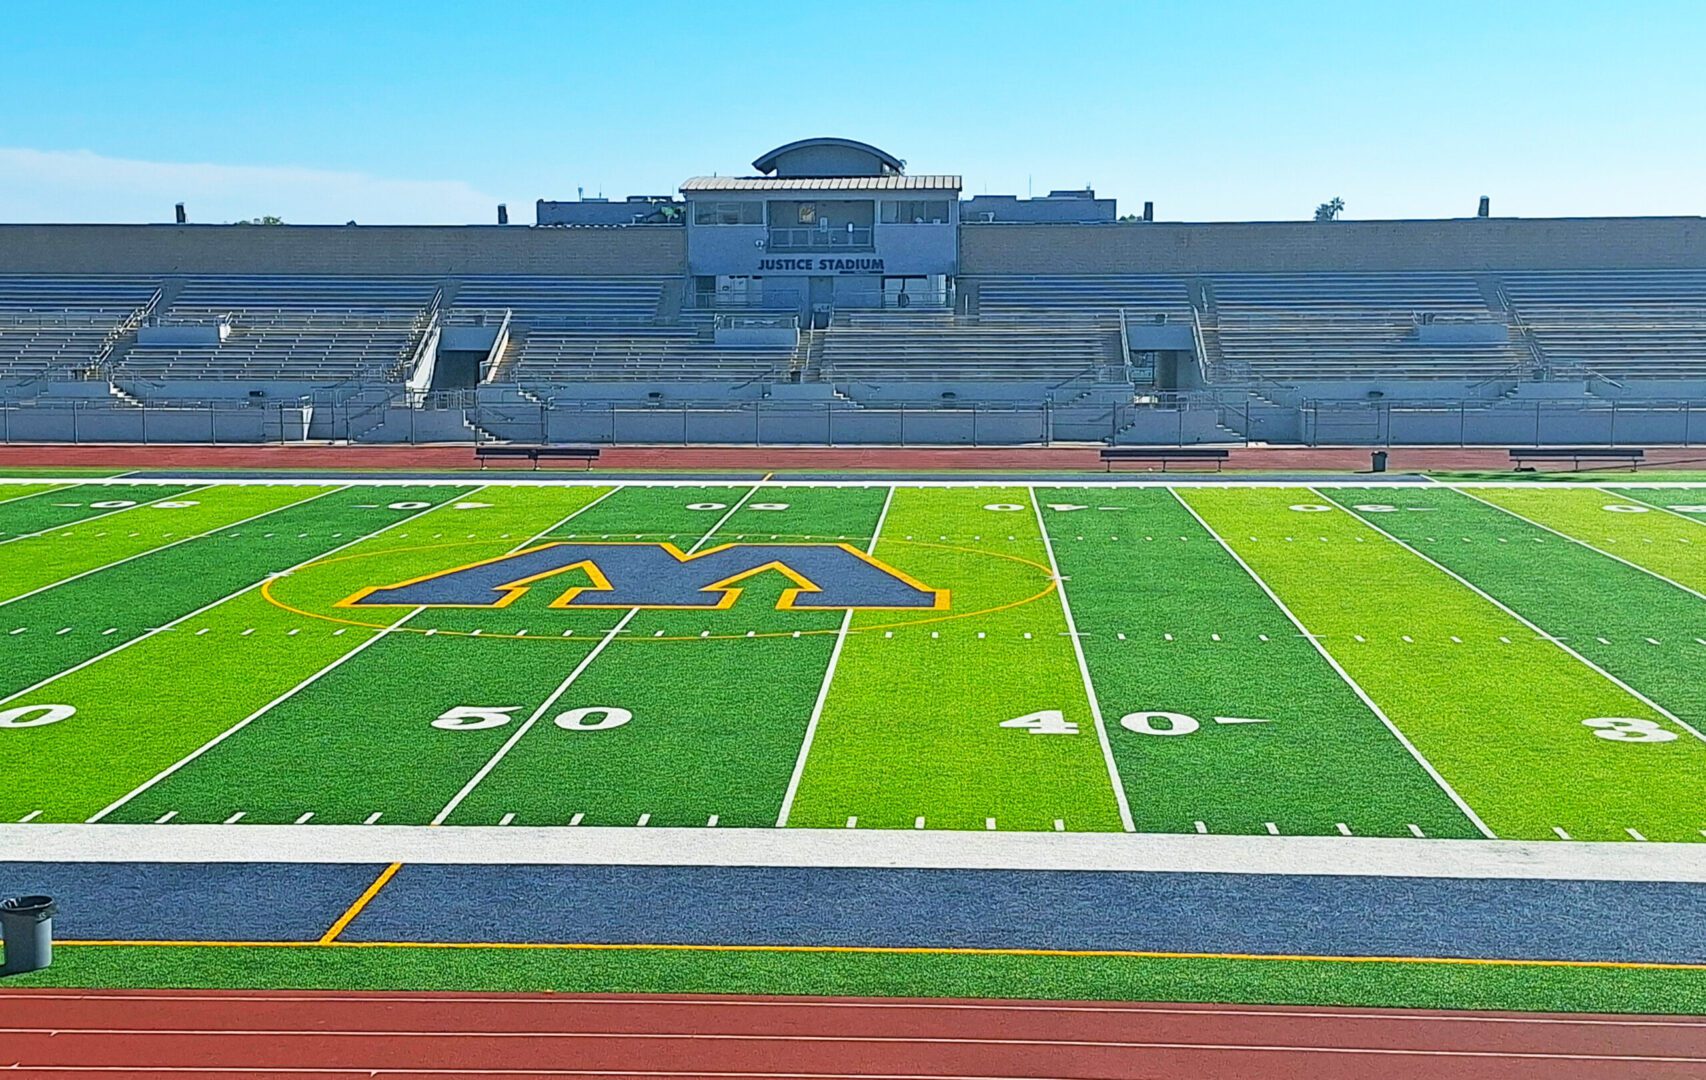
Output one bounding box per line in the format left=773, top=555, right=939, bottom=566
left=1314, top=197, right=1345, bottom=222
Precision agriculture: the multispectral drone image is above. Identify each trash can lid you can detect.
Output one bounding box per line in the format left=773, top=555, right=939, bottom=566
left=0, top=895, right=56, bottom=917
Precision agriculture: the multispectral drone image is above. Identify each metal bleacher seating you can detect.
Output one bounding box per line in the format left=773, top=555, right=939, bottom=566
left=807, top=276, right=1166, bottom=384
left=509, top=329, right=792, bottom=383
left=1501, top=270, right=1706, bottom=380
left=0, top=276, right=161, bottom=382
left=819, top=319, right=1119, bottom=383
left=1211, top=272, right=1528, bottom=381
left=120, top=276, right=437, bottom=382
left=448, top=276, right=666, bottom=326
left=973, top=275, right=1194, bottom=321
left=458, top=277, right=793, bottom=385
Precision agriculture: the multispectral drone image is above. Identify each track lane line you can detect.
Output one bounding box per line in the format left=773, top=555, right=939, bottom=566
left=1169, top=488, right=1494, bottom=839
left=1030, top=487, right=1135, bottom=833
left=8, top=1024, right=1706, bottom=1059
left=7, top=989, right=1702, bottom=1024
left=775, top=484, right=896, bottom=827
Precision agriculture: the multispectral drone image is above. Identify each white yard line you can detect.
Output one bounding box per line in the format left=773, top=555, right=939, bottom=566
left=0, top=483, right=71, bottom=509
left=90, top=485, right=625, bottom=825
left=0, top=483, right=216, bottom=547
left=775, top=485, right=896, bottom=827
left=1455, top=488, right=1706, bottom=601
left=432, top=483, right=763, bottom=825
left=0, top=484, right=344, bottom=610
left=1317, top=489, right=1706, bottom=747
left=85, top=606, right=426, bottom=822
left=1616, top=488, right=1706, bottom=528
left=1168, top=488, right=1495, bottom=839
left=0, top=489, right=444, bottom=710
left=1031, top=487, right=1135, bottom=833
left=13, top=822, right=1706, bottom=882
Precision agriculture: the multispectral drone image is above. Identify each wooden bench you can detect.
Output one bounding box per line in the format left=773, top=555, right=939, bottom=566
left=1101, top=447, right=1231, bottom=473
left=474, top=444, right=600, bottom=471
left=1508, top=447, right=1644, bottom=472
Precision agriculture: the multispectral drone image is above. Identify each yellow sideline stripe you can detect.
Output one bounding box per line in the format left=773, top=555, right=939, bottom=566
left=316, top=862, right=403, bottom=945
left=47, top=939, right=1706, bottom=972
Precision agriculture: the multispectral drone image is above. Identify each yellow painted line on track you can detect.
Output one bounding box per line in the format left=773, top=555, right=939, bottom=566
left=317, top=861, right=404, bottom=944
left=47, top=939, right=1706, bottom=972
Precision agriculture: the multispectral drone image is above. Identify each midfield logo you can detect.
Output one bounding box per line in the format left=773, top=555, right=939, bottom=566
left=338, top=543, right=948, bottom=611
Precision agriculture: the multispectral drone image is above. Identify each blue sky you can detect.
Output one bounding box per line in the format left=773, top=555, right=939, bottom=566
left=3, top=0, right=1702, bottom=224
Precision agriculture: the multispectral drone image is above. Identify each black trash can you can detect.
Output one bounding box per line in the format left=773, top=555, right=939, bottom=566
left=1, top=895, right=56, bottom=975
left=1370, top=450, right=1389, bottom=473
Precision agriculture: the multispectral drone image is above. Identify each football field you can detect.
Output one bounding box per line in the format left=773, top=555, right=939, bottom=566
left=4, top=476, right=1706, bottom=844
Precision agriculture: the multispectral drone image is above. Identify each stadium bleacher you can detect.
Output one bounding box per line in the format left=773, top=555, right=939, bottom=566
left=0, top=276, right=160, bottom=382
left=502, top=328, right=793, bottom=384
left=448, top=277, right=666, bottom=326
left=120, top=276, right=437, bottom=382
left=819, top=320, right=1121, bottom=383
left=1502, top=270, right=1706, bottom=380
left=1209, top=272, right=1530, bottom=381
left=973, top=275, right=1194, bottom=321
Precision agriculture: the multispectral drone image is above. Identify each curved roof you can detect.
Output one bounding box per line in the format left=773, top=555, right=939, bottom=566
left=751, top=138, right=903, bottom=176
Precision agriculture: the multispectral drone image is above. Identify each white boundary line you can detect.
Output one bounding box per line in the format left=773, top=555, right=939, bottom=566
left=1316, top=488, right=1706, bottom=747
left=83, top=485, right=626, bottom=824
left=431, top=483, right=763, bottom=825
left=1454, top=488, right=1706, bottom=601
left=0, top=484, right=338, bottom=610
left=775, top=485, right=896, bottom=827
left=9, top=823, right=1706, bottom=881
left=1168, top=488, right=1495, bottom=839
left=1031, top=487, right=1136, bottom=833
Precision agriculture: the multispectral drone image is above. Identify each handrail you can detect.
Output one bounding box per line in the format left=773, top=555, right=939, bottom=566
left=1117, top=307, right=1133, bottom=380
left=1189, top=302, right=1216, bottom=383
left=480, top=308, right=514, bottom=383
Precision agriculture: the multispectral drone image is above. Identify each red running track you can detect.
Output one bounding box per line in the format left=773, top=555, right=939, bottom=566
left=1, top=989, right=1703, bottom=1079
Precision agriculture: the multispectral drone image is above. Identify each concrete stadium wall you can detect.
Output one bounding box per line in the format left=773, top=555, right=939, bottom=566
left=9, top=216, right=1702, bottom=281
left=0, top=225, right=685, bottom=276
left=960, top=217, right=1706, bottom=274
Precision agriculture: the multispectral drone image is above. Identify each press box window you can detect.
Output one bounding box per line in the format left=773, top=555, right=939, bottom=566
left=693, top=202, right=764, bottom=225
left=880, top=200, right=950, bottom=224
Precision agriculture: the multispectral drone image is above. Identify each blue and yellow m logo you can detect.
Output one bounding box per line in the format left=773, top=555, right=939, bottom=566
left=338, top=543, right=948, bottom=611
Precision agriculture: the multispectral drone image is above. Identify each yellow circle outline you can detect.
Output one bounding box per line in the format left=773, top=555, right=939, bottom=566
left=261, top=535, right=1056, bottom=643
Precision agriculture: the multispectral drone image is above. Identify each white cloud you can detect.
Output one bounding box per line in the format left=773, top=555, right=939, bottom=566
left=0, top=147, right=506, bottom=225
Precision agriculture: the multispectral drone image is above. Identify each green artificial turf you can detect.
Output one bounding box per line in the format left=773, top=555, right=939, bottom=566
left=1181, top=486, right=1706, bottom=842
left=4, top=943, right=1703, bottom=1015
left=1039, top=486, right=1478, bottom=838
left=7, top=477, right=1706, bottom=838
left=785, top=485, right=1126, bottom=832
